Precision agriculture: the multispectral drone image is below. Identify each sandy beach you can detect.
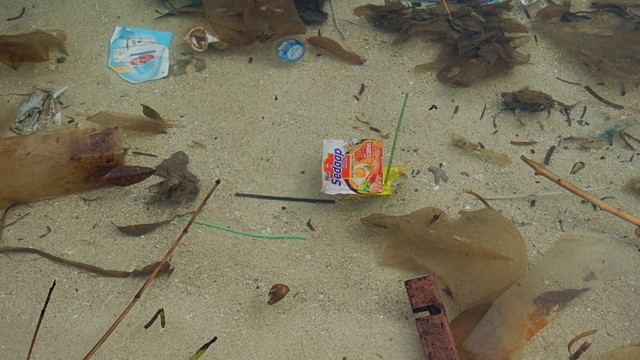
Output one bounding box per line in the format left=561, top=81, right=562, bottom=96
left=1, top=0, right=639, bottom=359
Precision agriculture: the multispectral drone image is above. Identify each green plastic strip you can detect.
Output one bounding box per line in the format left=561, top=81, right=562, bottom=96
left=384, top=93, right=408, bottom=185
left=182, top=216, right=307, bottom=240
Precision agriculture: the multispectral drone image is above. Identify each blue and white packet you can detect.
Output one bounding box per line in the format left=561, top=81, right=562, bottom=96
left=108, top=26, right=173, bottom=83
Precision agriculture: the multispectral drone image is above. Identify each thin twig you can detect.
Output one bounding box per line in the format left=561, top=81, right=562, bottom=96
left=584, top=85, right=624, bottom=109
left=82, top=179, right=221, bottom=360
left=440, top=0, right=452, bottom=19
left=569, top=341, right=592, bottom=360
left=0, top=246, right=172, bottom=278
left=3, top=211, right=31, bottom=228
left=143, top=308, right=166, bottom=329
left=7, top=6, right=25, bottom=21
left=568, top=329, right=597, bottom=355
left=26, top=280, right=56, bottom=360
left=328, top=0, right=346, bottom=39
left=521, top=156, right=640, bottom=234
left=463, top=188, right=492, bottom=209
left=483, top=186, right=609, bottom=200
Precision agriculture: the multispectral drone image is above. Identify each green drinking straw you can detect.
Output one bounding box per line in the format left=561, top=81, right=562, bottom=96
left=182, top=216, right=307, bottom=240
left=383, top=93, right=409, bottom=185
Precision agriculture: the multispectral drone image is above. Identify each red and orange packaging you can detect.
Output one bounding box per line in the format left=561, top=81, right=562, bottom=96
left=322, top=139, right=384, bottom=195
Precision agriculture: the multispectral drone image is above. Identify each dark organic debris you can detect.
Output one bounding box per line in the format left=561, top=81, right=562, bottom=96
left=567, top=329, right=597, bottom=360
left=203, top=0, right=306, bottom=47
left=294, top=0, right=328, bottom=25
left=141, top=104, right=163, bottom=120
left=190, top=336, right=218, bottom=360
left=306, top=218, right=316, bottom=231
left=149, top=151, right=200, bottom=202
left=354, top=0, right=530, bottom=87
left=452, top=133, right=511, bottom=166
left=7, top=7, right=26, bottom=21
left=533, top=288, right=590, bottom=316
left=502, top=88, right=572, bottom=117
left=268, top=283, right=290, bottom=305
left=535, top=3, right=569, bottom=21
left=103, top=166, right=156, bottom=187
left=114, top=216, right=176, bottom=236
left=584, top=85, right=624, bottom=109
left=308, top=35, right=366, bottom=65
left=26, top=280, right=56, bottom=360
left=86, top=105, right=177, bottom=133
left=143, top=308, right=166, bottom=329
left=0, top=246, right=173, bottom=278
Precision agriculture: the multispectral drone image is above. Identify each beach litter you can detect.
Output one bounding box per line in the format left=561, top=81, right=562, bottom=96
left=322, top=94, right=408, bottom=196
left=108, top=26, right=173, bottom=83
left=11, top=86, right=68, bottom=135
left=405, top=275, right=460, bottom=360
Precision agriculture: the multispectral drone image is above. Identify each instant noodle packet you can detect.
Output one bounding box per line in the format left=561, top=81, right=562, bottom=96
left=322, top=139, right=403, bottom=196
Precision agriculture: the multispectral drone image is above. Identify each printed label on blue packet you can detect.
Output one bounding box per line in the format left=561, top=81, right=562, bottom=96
left=108, top=26, right=173, bottom=83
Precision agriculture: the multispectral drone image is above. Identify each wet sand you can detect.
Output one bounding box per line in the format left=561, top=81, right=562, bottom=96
left=1, top=0, right=639, bottom=359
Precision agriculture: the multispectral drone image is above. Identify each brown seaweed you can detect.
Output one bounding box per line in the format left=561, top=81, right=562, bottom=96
left=534, top=4, right=569, bottom=21
left=605, top=344, right=640, bottom=360
left=0, top=246, right=173, bottom=278
left=0, top=30, right=67, bottom=70
left=452, top=133, right=511, bottom=166
left=203, top=0, right=306, bottom=47
left=461, top=235, right=633, bottom=360
left=308, top=35, right=366, bottom=65
left=0, top=127, right=124, bottom=209
left=354, top=0, right=530, bottom=87
left=103, top=165, right=156, bottom=187
left=533, top=6, right=640, bottom=85
left=149, top=151, right=200, bottom=202
left=361, top=207, right=527, bottom=311
left=86, top=105, right=176, bottom=134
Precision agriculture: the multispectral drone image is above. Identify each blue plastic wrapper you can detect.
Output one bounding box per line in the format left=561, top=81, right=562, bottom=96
left=108, top=26, right=173, bottom=83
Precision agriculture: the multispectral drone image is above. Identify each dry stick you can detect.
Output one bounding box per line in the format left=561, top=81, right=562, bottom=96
left=26, top=280, right=56, bottom=360
left=567, top=329, right=597, bottom=355
left=82, top=179, right=221, bottom=360
left=463, top=188, right=493, bottom=209
left=521, top=156, right=640, bottom=234
left=0, top=246, right=171, bottom=278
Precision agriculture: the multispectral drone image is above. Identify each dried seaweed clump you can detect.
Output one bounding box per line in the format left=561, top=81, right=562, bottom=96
left=203, top=0, right=306, bottom=47
left=149, top=151, right=200, bottom=202
left=354, top=0, right=530, bottom=87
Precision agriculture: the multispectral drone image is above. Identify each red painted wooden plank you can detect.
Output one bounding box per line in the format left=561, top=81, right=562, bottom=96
left=405, top=275, right=460, bottom=360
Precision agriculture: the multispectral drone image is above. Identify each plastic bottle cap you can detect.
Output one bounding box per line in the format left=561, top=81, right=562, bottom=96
left=276, top=39, right=305, bottom=62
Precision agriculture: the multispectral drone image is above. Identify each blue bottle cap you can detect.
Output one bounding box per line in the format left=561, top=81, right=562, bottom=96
left=276, top=39, right=305, bottom=62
